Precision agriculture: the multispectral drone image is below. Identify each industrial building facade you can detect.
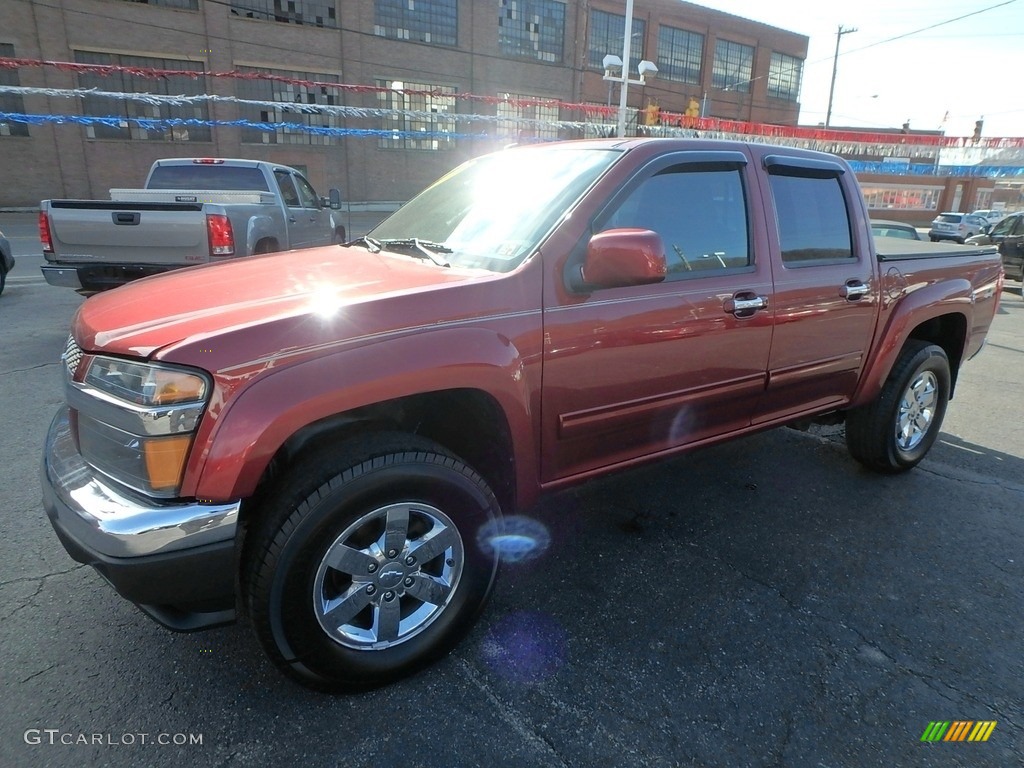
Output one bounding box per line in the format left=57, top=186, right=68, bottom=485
left=1, top=0, right=808, bottom=206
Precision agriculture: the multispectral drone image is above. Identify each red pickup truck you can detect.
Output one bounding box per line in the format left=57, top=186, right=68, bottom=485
left=42, top=139, right=1003, bottom=691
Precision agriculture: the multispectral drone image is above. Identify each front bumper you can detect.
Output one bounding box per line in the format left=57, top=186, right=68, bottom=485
left=41, top=408, right=242, bottom=631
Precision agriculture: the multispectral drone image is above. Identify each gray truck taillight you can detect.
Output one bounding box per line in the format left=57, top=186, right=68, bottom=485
left=39, top=211, right=54, bottom=253
left=206, top=214, right=235, bottom=256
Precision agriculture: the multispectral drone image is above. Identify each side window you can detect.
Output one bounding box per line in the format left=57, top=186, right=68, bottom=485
left=990, top=216, right=1016, bottom=236
left=1012, top=216, right=1024, bottom=236
left=769, top=173, right=854, bottom=264
left=597, top=166, right=750, bottom=277
left=294, top=174, right=320, bottom=209
left=274, top=170, right=300, bottom=207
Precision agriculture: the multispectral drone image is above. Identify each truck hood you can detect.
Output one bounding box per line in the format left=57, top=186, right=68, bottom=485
left=73, top=245, right=496, bottom=360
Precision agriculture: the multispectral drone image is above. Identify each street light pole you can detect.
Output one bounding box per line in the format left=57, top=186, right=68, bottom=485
left=825, top=24, right=856, bottom=129
left=616, top=0, right=635, bottom=138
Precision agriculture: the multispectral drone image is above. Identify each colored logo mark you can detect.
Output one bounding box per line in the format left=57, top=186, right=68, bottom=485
left=920, top=721, right=997, bottom=742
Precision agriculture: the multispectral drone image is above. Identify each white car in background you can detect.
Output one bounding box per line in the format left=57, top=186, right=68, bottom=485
left=929, top=212, right=989, bottom=243
left=971, top=209, right=1005, bottom=225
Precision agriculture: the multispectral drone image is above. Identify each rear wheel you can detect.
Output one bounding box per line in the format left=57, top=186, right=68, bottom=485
left=0, top=266, right=6, bottom=296
left=243, top=433, right=501, bottom=691
left=846, top=340, right=950, bottom=473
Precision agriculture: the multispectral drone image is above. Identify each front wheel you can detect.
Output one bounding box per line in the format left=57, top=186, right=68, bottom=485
left=845, top=341, right=950, bottom=473
left=243, top=434, right=501, bottom=691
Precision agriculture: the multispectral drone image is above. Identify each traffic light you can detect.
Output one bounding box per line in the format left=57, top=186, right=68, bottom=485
left=973, top=119, right=984, bottom=143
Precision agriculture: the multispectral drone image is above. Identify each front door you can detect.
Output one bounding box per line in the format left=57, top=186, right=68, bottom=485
left=541, top=151, right=774, bottom=482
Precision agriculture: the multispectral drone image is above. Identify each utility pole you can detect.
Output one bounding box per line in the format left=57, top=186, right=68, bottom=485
left=616, top=0, right=635, bottom=138
left=825, top=25, right=857, bottom=129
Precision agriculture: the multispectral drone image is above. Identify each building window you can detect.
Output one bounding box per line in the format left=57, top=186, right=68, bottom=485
left=230, top=0, right=337, bottom=28
left=377, top=80, right=456, bottom=150
left=119, top=0, right=199, bottom=9
left=712, top=39, right=754, bottom=93
left=498, top=0, right=564, bottom=63
left=0, top=44, right=30, bottom=137
left=860, top=184, right=943, bottom=211
left=496, top=93, right=559, bottom=141
left=236, top=67, right=341, bottom=145
left=767, top=52, right=802, bottom=102
left=588, top=9, right=646, bottom=73
left=74, top=51, right=210, bottom=141
left=374, top=0, right=457, bottom=46
left=656, top=25, right=703, bottom=85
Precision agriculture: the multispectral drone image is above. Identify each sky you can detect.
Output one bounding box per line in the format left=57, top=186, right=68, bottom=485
left=690, top=0, right=1023, bottom=138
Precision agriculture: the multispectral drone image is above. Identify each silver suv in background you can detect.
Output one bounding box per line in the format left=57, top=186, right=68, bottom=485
left=929, top=212, right=988, bottom=243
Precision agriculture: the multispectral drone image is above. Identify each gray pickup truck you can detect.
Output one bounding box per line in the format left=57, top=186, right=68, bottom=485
left=40, top=158, right=344, bottom=292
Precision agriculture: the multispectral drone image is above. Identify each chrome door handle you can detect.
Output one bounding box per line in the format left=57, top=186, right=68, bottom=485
left=724, top=295, right=768, bottom=316
left=841, top=281, right=869, bottom=300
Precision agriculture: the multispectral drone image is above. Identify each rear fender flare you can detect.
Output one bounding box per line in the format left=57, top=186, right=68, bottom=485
left=246, top=215, right=278, bottom=255
left=850, top=278, right=972, bottom=407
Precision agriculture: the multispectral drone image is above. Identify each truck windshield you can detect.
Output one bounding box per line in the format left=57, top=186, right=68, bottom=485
left=369, top=146, right=621, bottom=272
left=148, top=165, right=270, bottom=191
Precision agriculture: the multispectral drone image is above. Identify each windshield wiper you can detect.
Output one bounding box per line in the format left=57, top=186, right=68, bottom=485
left=345, top=235, right=381, bottom=253
left=377, top=238, right=452, bottom=267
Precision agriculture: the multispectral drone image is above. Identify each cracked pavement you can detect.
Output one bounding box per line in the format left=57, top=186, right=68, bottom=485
left=0, top=226, right=1021, bottom=766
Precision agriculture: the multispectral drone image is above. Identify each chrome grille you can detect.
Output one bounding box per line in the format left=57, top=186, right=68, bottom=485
left=63, top=335, right=83, bottom=377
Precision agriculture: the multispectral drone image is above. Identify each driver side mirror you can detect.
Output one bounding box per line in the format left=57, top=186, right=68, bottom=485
left=980, top=223, right=992, bottom=234
left=326, top=188, right=342, bottom=210
left=570, top=229, right=667, bottom=291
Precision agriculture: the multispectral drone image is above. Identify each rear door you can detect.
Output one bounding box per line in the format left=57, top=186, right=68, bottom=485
left=541, top=150, right=774, bottom=481
left=753, top=154, right=878, bottom=424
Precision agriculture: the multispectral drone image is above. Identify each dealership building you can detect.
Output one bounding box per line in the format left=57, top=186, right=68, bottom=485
left=1, top=0, right=809, bottom=207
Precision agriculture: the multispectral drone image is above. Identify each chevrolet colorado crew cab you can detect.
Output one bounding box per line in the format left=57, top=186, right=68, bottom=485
left=41, top=139, right=1003, bottom=691
left=39, top=158, right=344, bottom=292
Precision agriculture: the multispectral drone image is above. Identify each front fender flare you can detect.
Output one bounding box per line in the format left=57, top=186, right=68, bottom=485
left=186, top=326, right=539, bottom=505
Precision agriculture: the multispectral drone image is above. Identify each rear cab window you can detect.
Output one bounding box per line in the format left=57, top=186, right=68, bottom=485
left=765, top=155, right=855, bottom=266
left=147, top=165, right=270, bottom=191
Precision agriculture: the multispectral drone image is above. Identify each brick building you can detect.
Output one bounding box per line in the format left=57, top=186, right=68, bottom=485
left=0, top=0, right=807, bottom=206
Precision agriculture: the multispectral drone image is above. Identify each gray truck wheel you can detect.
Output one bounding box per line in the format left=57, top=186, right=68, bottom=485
left=845, top=340, right=950, bottom=473
left=0, top=267, right=5, bottom=296
left=243, top=434, right=501, bottom=691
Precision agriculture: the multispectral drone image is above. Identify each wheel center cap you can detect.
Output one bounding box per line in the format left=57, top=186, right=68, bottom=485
left=377, top=564, right=406, bottom=589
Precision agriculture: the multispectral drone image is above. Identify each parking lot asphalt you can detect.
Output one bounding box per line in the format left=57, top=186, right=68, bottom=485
left=0, top=214, right=1022, bottom=767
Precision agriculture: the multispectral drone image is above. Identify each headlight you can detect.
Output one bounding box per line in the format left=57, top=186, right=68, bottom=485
left=84, top=357, right=208, bottom=406
left=71, top=357, right=211, bottom=497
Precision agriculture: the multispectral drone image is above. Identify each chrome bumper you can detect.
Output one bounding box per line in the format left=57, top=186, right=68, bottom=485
left=42, top=407, right=240, bottom=559
left=40, top=265, right=83, bottom=289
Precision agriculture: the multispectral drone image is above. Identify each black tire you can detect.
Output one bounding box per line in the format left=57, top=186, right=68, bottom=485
left=333, top=226, right=346, bottom=244
left=253, top=239, right=277, bottom=255
left=0, top=267, right=6, bottom=296
left=243, top=433, right=501, bottom=692
left=929, top=236, right=938, bottom=242
left=845, top=340, right=950, bottom=473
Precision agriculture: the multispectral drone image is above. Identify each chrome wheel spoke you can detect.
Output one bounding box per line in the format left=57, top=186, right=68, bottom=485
left=408, top=525, right=458, bottom=564
left=374, top=597, right=402, bottom=643
left=406, top=572, right=452, bottom=606
left=322, top=544, right=375, bottom=576
left=322, top=586, right=373, bottom=629
left=382, top=505, right=410, bottom=557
